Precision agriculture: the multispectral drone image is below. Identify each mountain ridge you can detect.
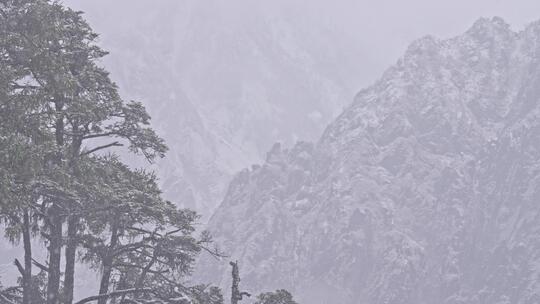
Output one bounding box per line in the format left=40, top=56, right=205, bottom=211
left=198, top=17, right=540, bottom=304
left=72, top=0, right=364, bottom=218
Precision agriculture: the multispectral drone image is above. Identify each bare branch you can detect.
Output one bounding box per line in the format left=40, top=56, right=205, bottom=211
left=81, top=132, right=117, bottom=140
left=0, top=293, right=18, bottom=304
left=32, top=258, right=49, bottom=272
left=112, top=241, right=153, bottom=257
left=13, top=259, right=24, bottom=276
left=126, top=226, right=161, bottom=237
left=74, top=288, right=154, bottom=304
left=80, top=142, right=123, bottom=156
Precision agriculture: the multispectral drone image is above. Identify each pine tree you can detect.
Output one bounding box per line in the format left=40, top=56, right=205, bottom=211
left=73, top=156, right=223, bottom=304
left=0, top=2, right=56, bottom=303
left=0, top=1, right=231, bottom=303
left=0, top=1, right=229, bottom=303
left=253, top=290, right=298, bottom=304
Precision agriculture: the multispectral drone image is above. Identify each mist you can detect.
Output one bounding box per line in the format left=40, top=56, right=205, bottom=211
left=2, top=1, right=540, bottom=303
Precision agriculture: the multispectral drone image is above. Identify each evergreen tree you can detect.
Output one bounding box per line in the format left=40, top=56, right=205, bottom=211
left=0, top=2, right=56, bottom=303
left=0, top=0, right=165, bottom=300
left=0, top=1, right=224, bottom=304
left=74, top=156, right=223, bottom=304
left=253, top=289, right=298, bottom=304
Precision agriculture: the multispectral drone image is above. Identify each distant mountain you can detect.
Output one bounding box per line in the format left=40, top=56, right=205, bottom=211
left=65, top=0, right=364, bottom=218
left=0, top=0, right=366, bottom=291
left=198, top=17, right=540, bottom=303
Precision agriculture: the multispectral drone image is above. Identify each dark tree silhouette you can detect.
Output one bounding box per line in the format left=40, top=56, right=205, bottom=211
left=229, top=261, right=251, bottom=304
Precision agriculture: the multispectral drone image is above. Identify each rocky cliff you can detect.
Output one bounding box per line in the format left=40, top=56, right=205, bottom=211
left=199, top=17, right=540, bottom=304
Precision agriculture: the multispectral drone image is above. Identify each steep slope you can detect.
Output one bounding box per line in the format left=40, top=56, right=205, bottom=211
left=1, top=0, right=366, bottom=290
left=64, top=0, right=364, bottom=218
left=199, top=17, right=540, bottom=304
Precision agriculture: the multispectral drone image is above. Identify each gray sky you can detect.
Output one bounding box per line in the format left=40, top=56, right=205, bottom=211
left=64, top=0, right=540, bottom=89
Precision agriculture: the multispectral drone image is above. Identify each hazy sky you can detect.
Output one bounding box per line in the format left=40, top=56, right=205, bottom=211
left=64, top=0, right=540, bottom=90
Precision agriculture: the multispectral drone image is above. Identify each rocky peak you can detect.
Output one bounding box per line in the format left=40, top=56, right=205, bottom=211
left=467, top=16, right=512, bottom=37
left=198, top=17, right=540, bottom=304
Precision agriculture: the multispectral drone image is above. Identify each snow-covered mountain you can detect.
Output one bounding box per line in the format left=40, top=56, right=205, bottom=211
left=198, top=17, right=540, bottom=303
left=64, top=0, right=364, bottom=218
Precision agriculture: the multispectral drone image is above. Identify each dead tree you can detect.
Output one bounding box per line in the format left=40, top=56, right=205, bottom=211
left=230, top=261, right=251, bottom=304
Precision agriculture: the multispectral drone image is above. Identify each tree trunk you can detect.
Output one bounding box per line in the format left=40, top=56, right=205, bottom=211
left=64, top=110, right=83, bottom=304
left=97, top=220, right=119, bottom=304
left=135, top=257, right=156, bottom=288
left=47, top=98, right=64, bottom=304
left=230, top=261, right=239, bottom=304
left=54, top=101, right=64, bottom=147
left=97, top=257, right=114, bottom=304
left=46, top=208, right=63, bottom=304
left=230, top=261, right=250, bottom=304
left=22, top=210, right=32, bottom=304
left=63, top=215, right=78, bottom=304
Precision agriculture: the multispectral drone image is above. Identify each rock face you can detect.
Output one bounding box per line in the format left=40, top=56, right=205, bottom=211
left=199, top=18, right=540, bottom=304
left=65, top=0, right=363, bottom=218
